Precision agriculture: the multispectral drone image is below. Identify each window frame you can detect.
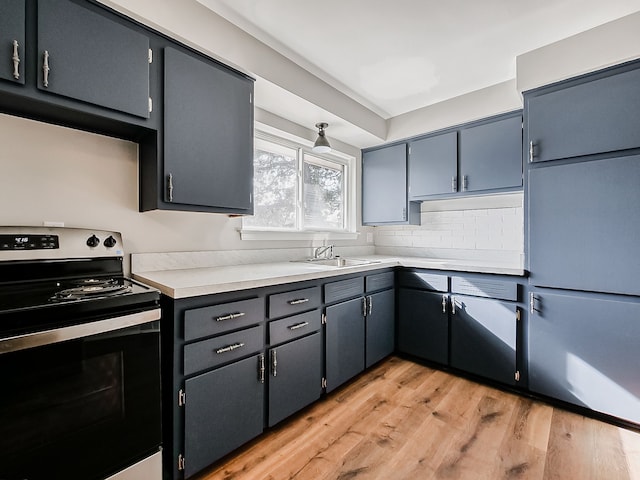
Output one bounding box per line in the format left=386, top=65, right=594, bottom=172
left=241, top=130, right=357, bottom=241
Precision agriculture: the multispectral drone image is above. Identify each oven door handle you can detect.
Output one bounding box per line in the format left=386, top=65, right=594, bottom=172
left=0, top=308, right=161, bottom=355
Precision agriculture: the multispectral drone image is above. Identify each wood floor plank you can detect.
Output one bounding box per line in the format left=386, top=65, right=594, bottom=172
left=193, top=357, right=640, bottom=480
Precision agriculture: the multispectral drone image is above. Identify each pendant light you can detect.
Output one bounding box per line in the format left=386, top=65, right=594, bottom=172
left=312, top=122, right=331, bottom=153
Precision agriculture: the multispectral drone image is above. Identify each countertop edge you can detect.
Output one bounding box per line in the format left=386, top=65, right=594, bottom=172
left=133, top=256, right=525, bottom=299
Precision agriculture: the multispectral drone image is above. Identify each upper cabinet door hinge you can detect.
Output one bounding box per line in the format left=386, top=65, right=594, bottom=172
left=148, top=48, right=153, bottom=64
left=321, top=313, right=327, bottom=325
left=178, top=388, right=186, bottom=407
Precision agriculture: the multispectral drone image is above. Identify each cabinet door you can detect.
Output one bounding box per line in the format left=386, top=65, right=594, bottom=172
left=325, top=297, right=365, bottom=392
left=408, top=132, right=457, bottom=197
left=362, top=144, right=411, bottom=224
left=459, top=114, right=522, bottom=192
left=365, top=289, right=395, bottom=368
left=164, top=47, right=253, bottom=212
left=37, top=0, right=150, bottom=118
left=397, top=289, right=448, bottom=364
left=0, top=1, right=25, bottom=84
left=528, top=154, right=640, bottom=296
left=268, top=332, right=322, bottom=427
left=450, top=295, right=517, bottom=385
left=528, top=290, right=640, bottom=424
left=184, top=354, right=264, bottom=477
left=526, top=65, right=640, bottom=162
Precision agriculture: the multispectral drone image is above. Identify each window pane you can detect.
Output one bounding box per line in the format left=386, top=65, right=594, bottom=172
left=303, top=155, right=344, bottom=230
left=244, top=139, right=297, bottom=229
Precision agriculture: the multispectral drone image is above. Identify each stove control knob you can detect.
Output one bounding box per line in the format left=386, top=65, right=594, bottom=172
left=86, top=235, right=100, bottom=248
left=103, top=235, right=117, bottom=248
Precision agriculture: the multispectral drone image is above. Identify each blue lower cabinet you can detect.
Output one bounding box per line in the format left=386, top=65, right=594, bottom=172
left=184, top=354, right=265, bottom=478
left=450, top=295, right=518, bottom=386
left=397, top=288, right=449, bottom=365
left=528, top=289, right=640, bottom=424
left=268, top=332, right=323, bottom=427
left=365, top=289, right=395, bottom=368
left=325, top=297, right=366, bottom=392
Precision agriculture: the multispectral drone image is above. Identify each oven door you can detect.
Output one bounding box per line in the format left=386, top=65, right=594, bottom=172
left=0, top=310, right=161, bottom=480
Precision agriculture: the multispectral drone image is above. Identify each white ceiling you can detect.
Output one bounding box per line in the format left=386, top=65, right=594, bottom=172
left=196, top=0, right=640, bottom=121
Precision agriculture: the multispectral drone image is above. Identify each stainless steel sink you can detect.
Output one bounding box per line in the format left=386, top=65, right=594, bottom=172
left=294, top=257, right=381, bottom=267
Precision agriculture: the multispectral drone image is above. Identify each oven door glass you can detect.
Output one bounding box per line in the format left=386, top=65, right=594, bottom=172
left=0, top=320, right=161, bottom=480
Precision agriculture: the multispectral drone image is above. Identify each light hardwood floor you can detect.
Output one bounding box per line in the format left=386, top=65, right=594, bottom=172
left=194, top=356, right=640, bottom=480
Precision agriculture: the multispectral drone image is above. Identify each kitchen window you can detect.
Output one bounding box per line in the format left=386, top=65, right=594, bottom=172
left=242, top=132, right=356, bottom=240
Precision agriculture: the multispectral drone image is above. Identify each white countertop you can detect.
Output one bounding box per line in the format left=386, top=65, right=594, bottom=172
left=132, top=255, right=525, bottom=299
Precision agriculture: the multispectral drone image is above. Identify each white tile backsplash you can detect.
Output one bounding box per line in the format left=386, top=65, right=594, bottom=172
left=374, top=194, right=524, bottom=267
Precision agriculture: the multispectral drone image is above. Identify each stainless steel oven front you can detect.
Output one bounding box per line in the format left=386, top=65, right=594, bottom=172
left=0, top=309, right=162, bottom=480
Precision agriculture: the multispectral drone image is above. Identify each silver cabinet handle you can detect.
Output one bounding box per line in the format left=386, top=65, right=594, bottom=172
left=167, top=173, right=174, bottom=202
left=451, top=176, right=457, bottom=192
left=442, top=294, right=447, bottom=313
left=529, top=141, right=534, bottom=163
left=259, top=354, right=265, bottom=383
left=271, top=350, right=278, bottom=377
left=288, top=321, right=309, bottom=331
left=288, top=298, right=309, bottom=305
left=462, top=175, right=468, bottom=192
left=215, top=342, right=244, bottom=354
left=42, top=50, right=50, bottom=87
left=368, top=296, right=373, bottom=315
left=530, top=292, right=536, bottom=314
left=215, top=312, right=245, bottom=322
left=12, top=40, right=20, bottom=80
left=451, top=296, right=456, bottom=315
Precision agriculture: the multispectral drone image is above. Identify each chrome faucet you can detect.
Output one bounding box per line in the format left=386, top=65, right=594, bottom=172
left=314, top=244, right=334, bottom=259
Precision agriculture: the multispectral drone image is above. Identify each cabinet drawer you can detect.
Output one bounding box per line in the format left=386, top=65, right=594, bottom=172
left=184, top=325, right=264, bottom=376
left=397, top=271, right=448, bottom=292
left=268, top=286, right=321, bottom=319
left=365, top=272, right=394, bottom=293
left=184, top=297, right=263, bottom=341
left=451, top=276, right=517, bottom=301
left=324, top=277, right=364, bottom=304
left=269, top=310, right=322, bottom=346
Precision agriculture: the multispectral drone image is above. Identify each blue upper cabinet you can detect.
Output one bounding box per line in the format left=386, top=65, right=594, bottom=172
left=362, top=143, right=420, bottom=225
left=459, top=113, right=523, bottom=192
left=408, top=131, right=457, bottom=197
left=37, top=0, right=151, bottom=119
left=406, top=111, right=523, bottom=201
left=525, top=61, right=640, bottom=163
left=0, top=1, right=25, bottom=85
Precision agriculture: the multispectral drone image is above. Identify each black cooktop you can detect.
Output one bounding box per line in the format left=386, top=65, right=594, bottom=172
left=0, top=258, right=160, bottom=337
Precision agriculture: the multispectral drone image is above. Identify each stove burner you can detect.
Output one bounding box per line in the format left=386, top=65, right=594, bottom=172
left=51, top=279, right=133, bottom=301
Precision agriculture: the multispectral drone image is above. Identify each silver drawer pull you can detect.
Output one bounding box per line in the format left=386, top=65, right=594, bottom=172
left=43, top=50, right=50, bottom=87
left=288, top=298, right=309, bottom=305
left=288, top=321, right=309, bottom=331
left=12, top=40, right=20, bottom=80
left=215, top=342, right=245, bottom=354
left=215, top=312, right=246, bottom=322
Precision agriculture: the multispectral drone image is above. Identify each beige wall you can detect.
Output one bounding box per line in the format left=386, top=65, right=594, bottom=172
left=0, top=113, right=369, bottom=256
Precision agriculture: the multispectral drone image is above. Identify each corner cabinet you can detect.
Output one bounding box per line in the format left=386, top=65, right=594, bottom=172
left=0, top=1, right=25, bottom=85
left=362, top=143, right=420, bottom=225
left=159, top=47, right=254, bottom=213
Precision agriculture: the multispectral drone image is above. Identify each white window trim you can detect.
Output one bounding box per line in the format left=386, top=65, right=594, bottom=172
left=240, top=130, right=358, bottom=241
